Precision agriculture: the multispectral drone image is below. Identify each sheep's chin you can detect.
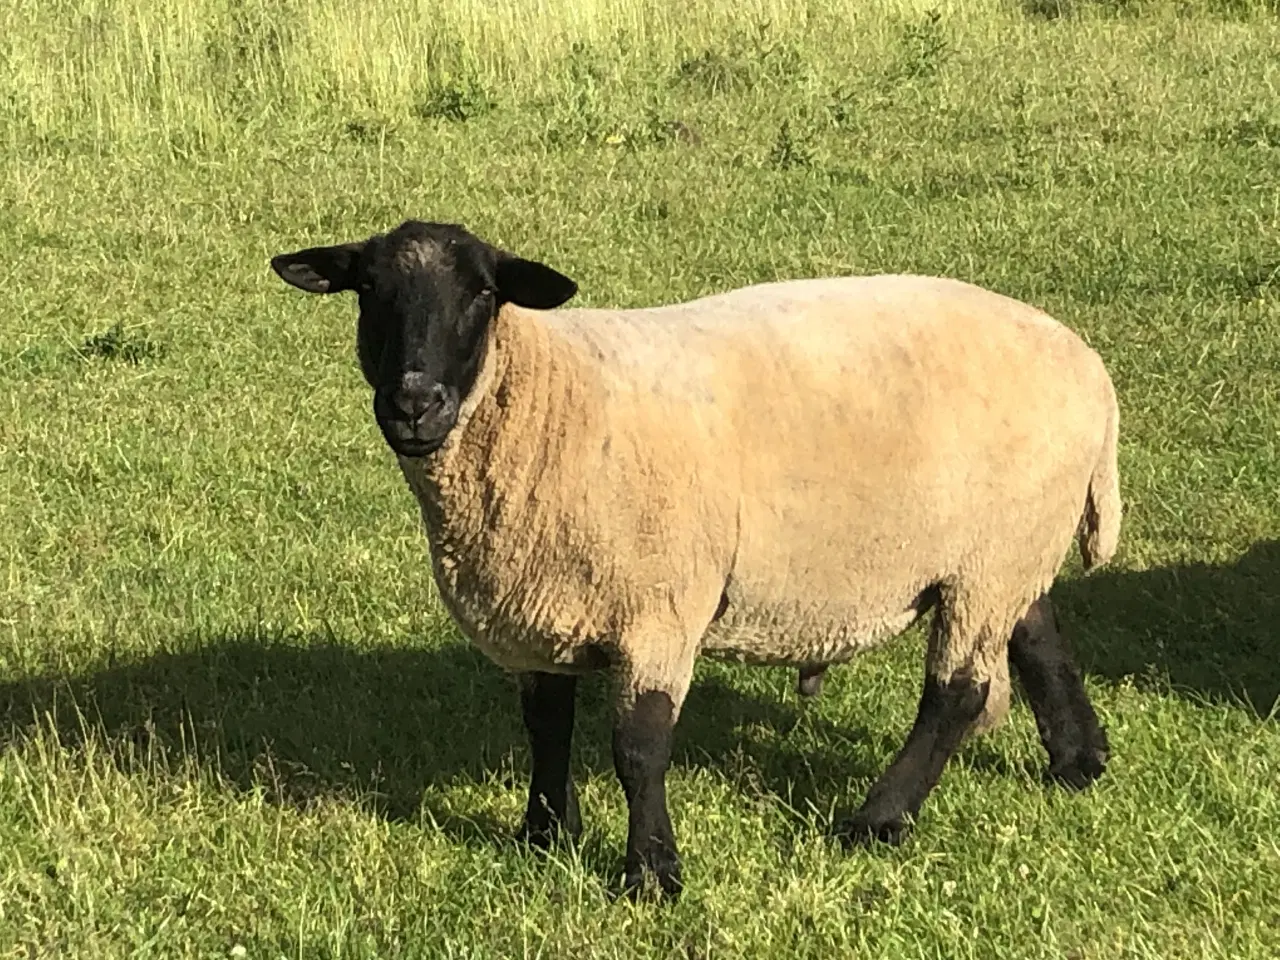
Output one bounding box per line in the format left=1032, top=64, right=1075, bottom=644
left=378, top=424, right=449, bottom=459
left=389, top=438, right=442, bottom=459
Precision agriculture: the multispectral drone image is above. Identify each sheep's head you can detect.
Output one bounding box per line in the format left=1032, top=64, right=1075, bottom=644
left=270, top=220, right=577, bottom=458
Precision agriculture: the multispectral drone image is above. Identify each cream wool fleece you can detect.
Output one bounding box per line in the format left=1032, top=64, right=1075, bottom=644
left=397, top=274, right=1120, bottom=731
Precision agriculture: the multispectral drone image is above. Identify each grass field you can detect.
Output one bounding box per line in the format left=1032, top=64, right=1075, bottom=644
left=2, top=0, right=1279, bottom=956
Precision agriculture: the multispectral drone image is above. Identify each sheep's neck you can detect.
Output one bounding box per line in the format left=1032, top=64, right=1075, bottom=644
left=400, top=304, right=592, bottom=604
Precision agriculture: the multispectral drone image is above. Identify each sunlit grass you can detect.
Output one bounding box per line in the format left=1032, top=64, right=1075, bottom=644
left=1, top=0, right=1278, bottom=956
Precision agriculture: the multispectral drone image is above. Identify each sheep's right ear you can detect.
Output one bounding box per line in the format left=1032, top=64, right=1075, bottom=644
left=270, top=242, right=364, bottom=294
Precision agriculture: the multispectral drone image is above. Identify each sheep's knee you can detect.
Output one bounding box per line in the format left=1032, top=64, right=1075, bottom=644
left=926, top=602, right=1014, bottom=738
left=967, top=659, right=1011, bottom=736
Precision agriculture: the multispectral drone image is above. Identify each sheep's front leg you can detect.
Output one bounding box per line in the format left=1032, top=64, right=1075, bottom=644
left=517, top=672, right=581, bottom=847
left=613, top=682, right=686, bottom=900
left=1009, top=594, right=1109, bottom=789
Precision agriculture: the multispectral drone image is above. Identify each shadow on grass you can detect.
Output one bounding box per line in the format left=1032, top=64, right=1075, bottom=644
left=1, top=539, right=1274, bottom=875
left=0, top=631, right=880, bottom=839
left=1057, top=538, right=1280, bottom=718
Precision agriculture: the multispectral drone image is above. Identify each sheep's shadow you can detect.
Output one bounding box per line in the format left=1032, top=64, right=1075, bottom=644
left=0, top=632, right=880, bottom=848
left=1056, top=538, right=1280, bottom=718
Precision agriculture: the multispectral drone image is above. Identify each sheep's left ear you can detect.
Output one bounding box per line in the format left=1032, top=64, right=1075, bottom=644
left=495, top=254, right=578, bottom=309
left=270, top=242, right=365, bottom=294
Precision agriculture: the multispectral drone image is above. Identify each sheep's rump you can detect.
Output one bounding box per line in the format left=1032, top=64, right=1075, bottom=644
left=527, top=275, right=1118, bottom=668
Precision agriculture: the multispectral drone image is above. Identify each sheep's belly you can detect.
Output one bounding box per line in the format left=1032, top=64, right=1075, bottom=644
left=699, top=605, right=923, bottom=667
left=465, top=628, right=611, bottom=675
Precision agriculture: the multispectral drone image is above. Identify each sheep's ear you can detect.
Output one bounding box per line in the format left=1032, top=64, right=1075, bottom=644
left=495, top=255, right=578, bottom=309
left=270, top=242, right=365, bottom=294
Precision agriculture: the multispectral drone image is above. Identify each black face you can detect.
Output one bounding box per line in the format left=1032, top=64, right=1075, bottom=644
left=269, top=221, right=577, bottom=458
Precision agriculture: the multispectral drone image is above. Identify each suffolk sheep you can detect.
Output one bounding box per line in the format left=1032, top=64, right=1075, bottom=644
left=269, top=220, right=1121, bottom=900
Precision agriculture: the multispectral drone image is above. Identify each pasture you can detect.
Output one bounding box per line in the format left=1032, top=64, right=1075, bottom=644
left=1, top=0, right=1278, bottom=956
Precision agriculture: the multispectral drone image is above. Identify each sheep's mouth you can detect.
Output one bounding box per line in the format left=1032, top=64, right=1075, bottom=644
left=376, top=417, right=451, bottom=458
left=387, top=436, right=443, bottom=458
left=372, top=384, right=459, bottom=459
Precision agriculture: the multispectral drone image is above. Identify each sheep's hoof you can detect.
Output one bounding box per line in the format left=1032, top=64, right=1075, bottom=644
left=515, top=822, right=555, bottom=850
left=515, top=816, right=581, bottom=850
left=835, top=812, right=909, bottom=848
left=623, top=855, right=683, bottom=903
left=1047, top=746, right=1108, bottom=791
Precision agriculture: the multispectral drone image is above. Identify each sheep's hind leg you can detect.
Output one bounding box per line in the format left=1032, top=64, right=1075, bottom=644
left=836, top=668, right=988, bottom=846
left=516, top=672, right=581, bottom=847
left=1009, top=594, right=1109, bottom=790
left=836, top=607, right=991, bottom=846
left=798, top=664, right=827, bottom=697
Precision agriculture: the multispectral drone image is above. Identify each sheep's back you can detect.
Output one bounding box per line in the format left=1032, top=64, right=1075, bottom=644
left=545, top=275, right=1114, bottom=665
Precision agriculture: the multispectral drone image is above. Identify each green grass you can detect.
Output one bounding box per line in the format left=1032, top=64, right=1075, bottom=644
left=2, top=0, right=1279, bottom=956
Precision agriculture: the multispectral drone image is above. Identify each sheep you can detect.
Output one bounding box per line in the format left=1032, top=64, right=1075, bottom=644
left=269, top=220, right=1121, bottom=901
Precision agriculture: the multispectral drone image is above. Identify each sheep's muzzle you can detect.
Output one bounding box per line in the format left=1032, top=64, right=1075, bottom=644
left=372, top=371, right=459, bottom=458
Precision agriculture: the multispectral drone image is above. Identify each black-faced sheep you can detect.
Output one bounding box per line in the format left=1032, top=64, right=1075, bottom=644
left=270, top=220, right=1121, bottom=900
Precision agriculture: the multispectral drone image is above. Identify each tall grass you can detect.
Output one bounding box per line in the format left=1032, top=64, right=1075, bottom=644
left=3, top=0, right=1274, bottom=149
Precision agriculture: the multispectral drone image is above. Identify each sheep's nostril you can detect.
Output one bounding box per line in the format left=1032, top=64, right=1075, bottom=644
left=391, top=390, right=426, bottom=419
left=390, top=374, right=447, bottom=420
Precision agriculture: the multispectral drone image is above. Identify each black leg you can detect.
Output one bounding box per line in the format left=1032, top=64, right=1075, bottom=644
left=517, top=672, right=581, bottom=847
left=837, top=669, right=989, bottom=846
left=1009, top=594, right=1109, bottom=790
left=613, top=690, right=681, bottom=900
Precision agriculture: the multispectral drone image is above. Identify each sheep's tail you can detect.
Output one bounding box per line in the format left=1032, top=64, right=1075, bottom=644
left=1077, top=378, right=1121, bottom=570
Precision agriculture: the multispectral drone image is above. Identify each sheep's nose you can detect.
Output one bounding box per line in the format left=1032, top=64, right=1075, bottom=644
left=390, top=372, right=447, bottom=420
